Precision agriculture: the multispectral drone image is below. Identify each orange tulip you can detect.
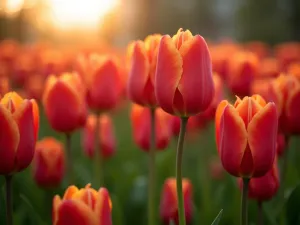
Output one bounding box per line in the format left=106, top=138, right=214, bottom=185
left=127, top=34, right=161, bottom=107
left=33, top=137, right=65, bottom=188
left=13, top=52, right=35, bottom=86
left=24, top=74, right=45, bottom=101
left=0, top=92, right=39, bottom=174
left=227, top=51, right=259, bottom=97
left=130, top=104, right=171, bottom=151
left=42, top=72, right=87, bottom=133
left=82, top=114, right=116, bottom=159
left=160, top=178, right=193, bottom=225
left=215, top=95, right=278, bottom=178
left=155, top=28, right=214, bottom=117
left=258, top=58, right=279, bottom=78
left=275, top=42, right=300, bottom=72
left=288, top=62, right=300, bottom=80
left=85, top=54, right=121, bottom=111
left=273, top=75, right=300, bottom=134
left=239, top=158, right=279, bottom=202
left=244, top=41, right=269, bottom=60
left=0, top=76, right=10, bottom=96
left=53, top=184, right=112, bottom=225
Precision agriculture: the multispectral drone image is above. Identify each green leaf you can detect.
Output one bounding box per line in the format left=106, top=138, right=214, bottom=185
left=286, top=183, right=300, bottom=225
left=211, top=209, right=223, bottom=225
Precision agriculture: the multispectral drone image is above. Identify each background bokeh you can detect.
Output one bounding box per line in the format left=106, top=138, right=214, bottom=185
left=0, top=0, right=300, bottom=225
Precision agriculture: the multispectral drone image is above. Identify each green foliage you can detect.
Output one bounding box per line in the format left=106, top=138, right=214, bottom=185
left=211, top=209, right=223, bottom=225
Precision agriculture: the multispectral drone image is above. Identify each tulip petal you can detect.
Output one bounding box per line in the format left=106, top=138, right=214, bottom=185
left=13, top=100, right=35, bottom=171
left=95, top=188, right=112, bottom=225
left=56, top=200, right=97, bottom=225
left=155, top=35, right=183, bottom=114
left=248, top=103, right=278, bottom=177
left=63, top=186, right=79, bottom=200
left=219, top=105, right=248, bottom=177
left=53, top=195, right=62, bottom=224
left=215, top=100, right=229, bottom=153
left=285, top=89, right=300, bottom=133
left=1, top=92, right=24, bottom=112
left=0, top=105, right=19, bottom=174
left=31, top=99, right=39, bottom=141
left=178, top=35, right=214, bottom=115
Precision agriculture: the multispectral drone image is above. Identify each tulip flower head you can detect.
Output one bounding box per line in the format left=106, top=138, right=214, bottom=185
left=215, top=95, right=278, bottom=178
left=155, top=28, right=214, bottom=117
left=53, top=184, right=112, bottom=225
left=127, top=34, right=162, bottom=107
left=0, top=92, right=39, bottom=174
left=160, top=178, right=193, bottom=225
left=42, top=72, right=87, bottom=133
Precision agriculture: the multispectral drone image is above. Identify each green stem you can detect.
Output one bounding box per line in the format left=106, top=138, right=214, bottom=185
left=94, top=113, right=104, bottom=188
left=148, top=108, right=156, bottom=225
left=257, top=201, right=263, bottom=225
left=176, top=117, right=189, bottom=225
left=65, top=133, right=73, bottom=184
left=280, top=136, right=290, bottom=199
left=241, top=178, right=250, bottom=225
left=5, top=175, right=13, bottom=225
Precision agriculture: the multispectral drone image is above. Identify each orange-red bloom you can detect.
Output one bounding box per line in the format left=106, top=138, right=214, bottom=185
left=82, top=114, right=116, bottom=159
left=155, top=28, right=214, bottom=117
left=258, top=58, right=280, bottom=78
left=127, top=34, right=161, bottom=107
left=0, top=76, right=10, bottom=96
left=227, top=51, right=259, bottom=97
left=53, top=184, right=112, bottom=225
left=288, top=62, right=300, bottom=80
left=130, top=104, right=171, bottom=151
left=33, top=137, right=65, bottom=188
left=0, top=92, right=39, bottom=174
left=215, top=95, right=278, bottom=178
left=239, top=158, right=279, bottom=202
left=42, top=72, right=87, bottom=133
left=160, top=178, right=193, bottom=225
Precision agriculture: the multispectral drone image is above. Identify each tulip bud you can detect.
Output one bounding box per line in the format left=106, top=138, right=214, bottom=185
left=53, top=184, right=112, bottom=225
left=215, top=95, right=278, bottom=178
left=160, top=178, right=193, bottom=225
left=42, top=72, right=87, bottom=133
left=155, top=28, right=214, bottom=117
left=81, top=114, right=116, bottom=159
left=0, top=92, right=39, bottom=174
left=130, top=104, right=171, bottom=151
left=127, top=34, right=161, bottom=107
left=33, top=137, right=65, bottom=188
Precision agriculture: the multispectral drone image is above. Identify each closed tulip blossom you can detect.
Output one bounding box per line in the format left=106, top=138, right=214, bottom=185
left=53, top=184, right=112, bottom=225
left=215, top=95, right=278, bottom=178
left=130, top=104, right=171, bottom=151
left=160, top=178, right=193, bottom=225
left=82, top=114, right=116, bottom=159
left=155, top=28, right=214, bottom=117
left=127, top=34, right=161, bottom=107
left=33, top=137, right=65, bottom=188
left=0, top=92, right=39, bottom=174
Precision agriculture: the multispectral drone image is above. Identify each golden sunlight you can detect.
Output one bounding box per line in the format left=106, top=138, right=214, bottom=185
left=46, top=0, right=119, bottom=29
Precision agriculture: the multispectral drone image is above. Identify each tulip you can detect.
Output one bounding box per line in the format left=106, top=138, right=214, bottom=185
left=275, top=42, right=300, bottom=72
left=53, top=184, right=112, bottom=225
left=82, top=114, right=116, bottom=159
left=160, top=178, right=193, bottom=225
left=42, top=72, right=87, bottom=133
left=13, top=52, right=35, bottom=86
left=258, top=58, right=279, bottom=78
left=33, top=137, right=65, bottom=188
left=244, top=41, right=269, bottom=60
left=130, top=104, right=171, bottom=151
left=215, top=95, right=278, bottom=178
left=227, top=51, right=259, bottom=97
left=0, top=76, right=10, bottom=96
left=24, top=74, right=45, bottom=101
left=127, top=34, right=161, bottom=107
left=155, top=28, right=214, bottom=117
left=288, top=62, right=300, bottom=80
left=209, top=158, right=224, bottom=181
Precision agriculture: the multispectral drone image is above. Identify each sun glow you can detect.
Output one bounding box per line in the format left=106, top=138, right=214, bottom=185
left=46, top=0, right=119, bottom=29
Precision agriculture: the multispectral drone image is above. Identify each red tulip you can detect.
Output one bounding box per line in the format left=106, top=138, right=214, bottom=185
left=215, top=95, right=278, bottom=177
left=127, top=34, right=161, bottom=107
left=0, top=92, right=39, bottom=174
left=33, top=137, right=65, bottom=188
left=82, top=114, right=116, bottom=159
left=155, top=28, right=214, bottom=117
left=130, top=104, right=171, bottom=151
left=42, top=72, right=87, bottom=133
left=160, top=178, right=193, bottom=225
left=53, top=184, right=112, bottom=225
left=275, top=42, right=300, bottom=72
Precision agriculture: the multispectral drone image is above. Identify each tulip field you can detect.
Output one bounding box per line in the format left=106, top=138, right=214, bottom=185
left=1, top=28, right=300, bottom=225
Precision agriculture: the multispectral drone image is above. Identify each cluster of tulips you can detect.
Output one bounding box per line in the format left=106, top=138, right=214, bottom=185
left=0, top=28, right=300, bottom=225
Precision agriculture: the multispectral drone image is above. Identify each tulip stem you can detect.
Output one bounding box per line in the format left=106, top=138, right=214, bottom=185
left=241, top=178, right=250, bottom=225
left=94, top=112, right=104, bottom=188
left=257, top=201, right=263, bottom=225
left=176, top=117, right=189, bottom=225
left=65, top=133, right=73, bottom=184
left=280, top=136, right=290, bottom=199
left=5, top=175, right=13, bottom=225
left=148, top=108, right=156, bottom=225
